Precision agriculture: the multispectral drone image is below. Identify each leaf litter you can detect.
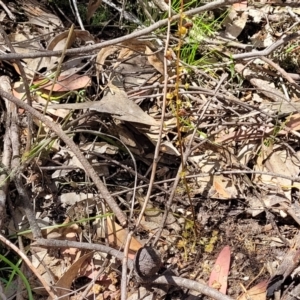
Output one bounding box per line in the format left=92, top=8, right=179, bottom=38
left=2, top=0, right=300, bottom=299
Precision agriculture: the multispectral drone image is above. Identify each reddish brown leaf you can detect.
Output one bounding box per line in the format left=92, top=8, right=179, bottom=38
left=34, top=74, right=91, bottom=92
left=208, top=245, right=231, bottom=294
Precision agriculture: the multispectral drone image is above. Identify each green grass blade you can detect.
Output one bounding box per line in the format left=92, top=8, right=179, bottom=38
left=0, top=254, right=33, bottom=300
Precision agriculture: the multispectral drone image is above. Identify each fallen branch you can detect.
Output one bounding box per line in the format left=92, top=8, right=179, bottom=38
left=0, top=0, right=243, bottom=61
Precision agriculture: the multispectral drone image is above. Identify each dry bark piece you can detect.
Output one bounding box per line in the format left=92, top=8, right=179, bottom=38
left=134, top=246, right=162, bottom=277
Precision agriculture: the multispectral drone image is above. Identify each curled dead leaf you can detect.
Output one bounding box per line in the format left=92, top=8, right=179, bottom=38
left=106, top=216, right=142, bottom=253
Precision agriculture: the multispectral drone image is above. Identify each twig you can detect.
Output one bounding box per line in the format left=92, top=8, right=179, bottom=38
left=54, top=2, right=73, bottom=24
left=0, top=0, right=243, bottom=61
left=260, top=56, right=300, bottom=91
left=231, top=32, right=300, bottom=60
left=119, top=0, right=126, bottom=25
left=14, top=176, right=43, bottom=239
left=137, top=0, right=155, bottom=24
left=0, top=76, right=13, bottom=229
left=0, top=88, right=128, bottom=226
left=152, top=0, right=176, bottom=14
left=102, top=0, right=141, bottom=25
left=88, top=151, right=169, bottom=194
left=37, top=24, right=75, bottom=139
left=70, top=0, right=85, bottom=30
left=35, top=238, right=234, bottom=300
left=0, top=56, right=46, bottom=241
left=0, top=234, right=56, bottom=299
left=0, top=0, right=15, bottom=21
left=0, top=25, right=34, bottom=153
left=108, top=168, right=300, bottom=199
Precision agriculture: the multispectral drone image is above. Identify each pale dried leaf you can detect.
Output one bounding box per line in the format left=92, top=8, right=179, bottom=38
left=247, top=193, right=289, bottom=217
left=232, top=0, right=248, bottom=11
left=19, top=0, right=63, bottom=30
left=47, top=29, right=76, bottom=52
left=49, top=84, right=159, bottom=126
left=106, top=216, right=142, bottom=252
left=137, top=193, right=181, bottom=232
left=96, top=46, right=119, bottom=74
left=235, top=64, right=283, bottom=102
left=212, top=175, right=238, bottom=199
left=213, top=176, right=231, bottom=199
left=250, top=31, right=274, bottom=48
left=81, top=142, right=119, bottom=155
left=238, top=280, right=267, bottom=300
left=281, top=113, right=300, bottom=132
left=60, top=192, right=95, bottom=207
left=160, top=141, right=180, bottom=156
left=254, top=145, right=300, bottom=197
left=145, top=46, right=164, bottom=74
left=223, top=9, right=248, bottom=39
left=50, top=252, right=94, bottom=300
left=248, top=8, right=265, bottom=23
left=9, top=33, right=48, bottom=78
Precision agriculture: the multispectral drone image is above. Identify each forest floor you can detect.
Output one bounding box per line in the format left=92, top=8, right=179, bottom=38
left=0, top=0, right=300, bottom=299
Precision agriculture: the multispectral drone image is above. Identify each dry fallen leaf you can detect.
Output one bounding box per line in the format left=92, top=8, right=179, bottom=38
left=213, top=176, right=231, bottom=199
left=281, top=113, right=300, bottom=132
left=208, top=245, right=231, bottom=294
left=96, top=45, right=119, bottom=81
left=106, top=216, right=142, bottom=253
left=238, top=280, right=267, bottom=300
left=49, top=84, right=159, bottom=126
left=35, top=74, right=91, bottom=92
left=49, top=251, right=94, bottom=300
left=145, top=46, right=164, bottom=74
left=232, top=0, right=248, bottom=11
left=95, top=39, right=163, bottom=90
left=9, top=33, right=49, bottom=78
left=223, top=8, right=248, bottom=39
left=47, top=29, right=76, bottom=52
left=31, top=224, right=83, bottom=295
left=254, top=144, right=300, bottom=198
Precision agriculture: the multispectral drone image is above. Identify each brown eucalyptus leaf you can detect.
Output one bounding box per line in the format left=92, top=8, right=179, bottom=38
left=106, top=216, right=142, bottom=252
left=48, top=251, right=94, bottom=300
left=145, top=46, right=164, bottom=74
left=49, top=84, right=159, bottom=126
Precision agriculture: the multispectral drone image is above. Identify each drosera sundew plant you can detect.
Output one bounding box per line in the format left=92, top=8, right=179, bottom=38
left=170, top=0, right=201, bottom=244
